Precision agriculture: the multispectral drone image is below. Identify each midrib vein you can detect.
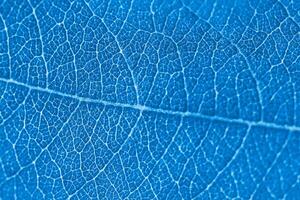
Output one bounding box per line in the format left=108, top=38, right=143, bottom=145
left=1, top=77, right=299, bottom=132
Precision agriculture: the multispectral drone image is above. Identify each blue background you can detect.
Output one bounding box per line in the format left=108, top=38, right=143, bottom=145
left=0, top=0, right=300, bottom=199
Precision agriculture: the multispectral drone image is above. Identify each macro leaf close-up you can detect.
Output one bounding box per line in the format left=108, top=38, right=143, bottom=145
left=0, top=0, right=300, bottom=199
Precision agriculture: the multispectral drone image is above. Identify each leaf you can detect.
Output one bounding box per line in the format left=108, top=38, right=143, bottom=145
left=0, top=0, right=299, bottom=199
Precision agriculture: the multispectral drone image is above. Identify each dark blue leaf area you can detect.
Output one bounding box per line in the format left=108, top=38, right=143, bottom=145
left=0, top=0, right=299, bottom=199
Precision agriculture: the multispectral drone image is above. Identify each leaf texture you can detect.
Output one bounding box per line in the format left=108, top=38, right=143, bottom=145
left=0, top=0, right=300, bottom=199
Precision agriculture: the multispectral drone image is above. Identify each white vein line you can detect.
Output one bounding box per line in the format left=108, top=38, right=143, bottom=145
left=68, top=107, right=143, bottom=199
left=193, top=125, right=252, bottom=199
left=0, top=77, right=299, bottom=132
left=249, top=132, right=292, bottom=199
left=0, top=14, right=11, bottom=79
left=27, top=0, right=48, bottom=88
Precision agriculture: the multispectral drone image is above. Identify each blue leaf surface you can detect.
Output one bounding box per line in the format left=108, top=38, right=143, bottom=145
left=0, top=0, right=300, bottom=199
